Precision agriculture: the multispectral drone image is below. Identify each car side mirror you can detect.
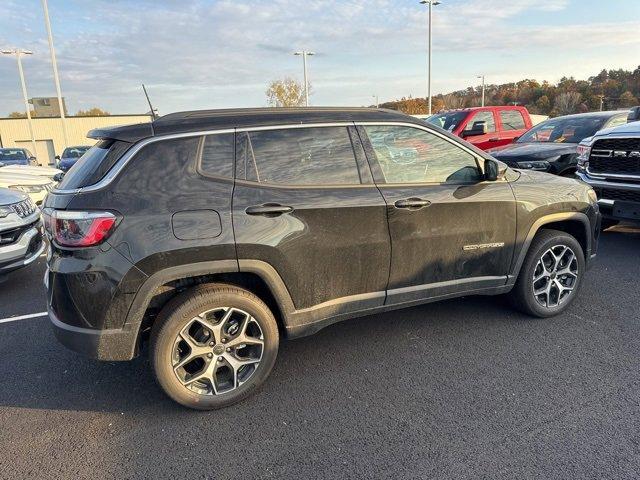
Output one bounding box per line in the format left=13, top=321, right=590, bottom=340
left=53, top=172, right=65, bottom=182
left=462, top=121, right=488, bottom=137
left=55, top=155, right=60, bottom=160
left=29, top=156, right=37, bottom=161
left=485, top=159, right=500, bottom=181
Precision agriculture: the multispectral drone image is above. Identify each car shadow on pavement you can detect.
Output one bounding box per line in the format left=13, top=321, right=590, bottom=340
left=0, top=293, right=530, bottom=414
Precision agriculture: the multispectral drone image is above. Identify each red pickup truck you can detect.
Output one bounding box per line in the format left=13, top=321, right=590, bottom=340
left=426, top=106, right=533, bottom=150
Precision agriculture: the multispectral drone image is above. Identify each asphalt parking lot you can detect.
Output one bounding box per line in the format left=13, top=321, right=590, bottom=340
left=0, top=226, right=639, bottom=479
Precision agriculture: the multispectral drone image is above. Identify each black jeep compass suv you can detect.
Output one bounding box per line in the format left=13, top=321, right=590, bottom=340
left=44, top=108, right=600, bottom=410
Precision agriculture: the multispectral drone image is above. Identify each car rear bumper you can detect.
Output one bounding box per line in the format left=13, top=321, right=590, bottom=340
left=48, top=307, right=139, bottom=361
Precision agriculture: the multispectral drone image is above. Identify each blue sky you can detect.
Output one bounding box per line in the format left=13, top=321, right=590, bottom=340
left=1, top=0, right=639, bottom=115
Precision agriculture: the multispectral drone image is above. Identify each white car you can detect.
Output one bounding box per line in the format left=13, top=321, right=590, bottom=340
left=0, top=172, right=54, bottom=205
left=0, top=164, right=62, bottom=180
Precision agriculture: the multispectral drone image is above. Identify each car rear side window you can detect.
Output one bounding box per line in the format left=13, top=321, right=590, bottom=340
left=245, top=127, right=361, bottom=185
left=200, top=133, right=234, bottom=178
left=57, top=139, right=131, bottom=189
left=500, top=110, right=526, bottom=131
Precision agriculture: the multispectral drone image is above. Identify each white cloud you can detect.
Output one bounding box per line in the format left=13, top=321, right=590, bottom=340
left=0, top=0, right=637, bottom=114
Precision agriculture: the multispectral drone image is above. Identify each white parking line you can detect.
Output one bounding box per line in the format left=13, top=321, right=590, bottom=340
left=0, top=312, right=48, bottom=324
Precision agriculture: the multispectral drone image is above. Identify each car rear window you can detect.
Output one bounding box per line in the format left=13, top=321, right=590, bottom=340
left=57, top=140, right=131, bottom=189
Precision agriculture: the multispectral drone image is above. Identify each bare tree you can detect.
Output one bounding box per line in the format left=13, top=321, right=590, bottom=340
left=554, top=92, right=582, bottom=115
left=442, top=93, right=464, bottom=110
left=266, top=77, right=308, bottom=107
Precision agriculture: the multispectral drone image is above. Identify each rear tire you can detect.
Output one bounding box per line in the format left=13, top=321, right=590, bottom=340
left=150, top=284, right=279, bottom=410
left=510, top=229, right=585, bottom=318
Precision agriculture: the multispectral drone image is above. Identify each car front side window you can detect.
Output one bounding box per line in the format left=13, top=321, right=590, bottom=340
left=463, top=111, right=496, bottom=133
left=363, top=125, right=481, bottom=184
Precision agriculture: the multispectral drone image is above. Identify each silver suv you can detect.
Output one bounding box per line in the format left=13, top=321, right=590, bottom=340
left=0, top=188, right=44, bottom=277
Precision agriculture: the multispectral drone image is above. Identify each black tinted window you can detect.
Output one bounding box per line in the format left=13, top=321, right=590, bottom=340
left=364, top=125, right=481, bottom=184
left=500, top=110, right=526, bottom=130
left=57, top=140, right=131, bottom=189
left=247, top=127, right=361, bottom=185
left=201, top=133, right=234, bottom=178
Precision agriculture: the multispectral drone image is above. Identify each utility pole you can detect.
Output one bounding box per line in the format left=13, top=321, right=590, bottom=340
left=420, top=0, right=441, bottom=115
left=1, top=49, right=37, bottom=156
left=294, top=51, right=315, bottom=107
left=477, top=75, right=485, bottom=107
left=41, top=0, right=68, bottom=149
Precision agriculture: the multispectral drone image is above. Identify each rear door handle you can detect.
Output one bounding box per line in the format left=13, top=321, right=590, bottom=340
left=394, top=198, right=431, bottom=210
left=245, top=203, right=293, bottom=216
left=489, top=137, right=500, bottom=142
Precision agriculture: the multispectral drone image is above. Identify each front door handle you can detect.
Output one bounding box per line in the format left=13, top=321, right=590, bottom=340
left=489, top=137, right=500, bottom=142
left=245, top=203, right=293, bottom=216
left=394, top=198, right=431, bottom=210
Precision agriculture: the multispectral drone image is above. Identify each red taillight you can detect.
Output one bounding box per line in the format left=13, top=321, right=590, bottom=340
left=45, top=210, right=118, bottom=247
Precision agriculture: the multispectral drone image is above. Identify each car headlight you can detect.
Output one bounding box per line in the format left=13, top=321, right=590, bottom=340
left=516, top=160, right=551, bottom=171
left=9, top=185, right=43, bottom=193
left=576, top=144, right=591, bottom=169
left=0, top=205, right=13, bottom=218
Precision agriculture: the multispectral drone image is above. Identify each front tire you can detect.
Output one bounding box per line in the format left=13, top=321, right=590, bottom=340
left=150, top=284, right=279, bottom=410
left=510, top=229, right=585, bottom=318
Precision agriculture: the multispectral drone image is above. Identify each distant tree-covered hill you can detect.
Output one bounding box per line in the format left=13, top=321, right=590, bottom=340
left=380, top=67, right=640, bottom=117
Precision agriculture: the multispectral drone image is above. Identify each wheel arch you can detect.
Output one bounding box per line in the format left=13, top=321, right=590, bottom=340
left=510, top=212, right=591, bottom=282
left=125, top=260, right=296, bottom=358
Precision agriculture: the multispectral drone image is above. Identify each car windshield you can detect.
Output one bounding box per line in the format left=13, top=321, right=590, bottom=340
left=0, top=149, right=28, bottom=165
left=62, top=147, right=90, bottom=158
left=518, top=116, right=609, bottom=144
left=426, top=112, right=468, bottom=132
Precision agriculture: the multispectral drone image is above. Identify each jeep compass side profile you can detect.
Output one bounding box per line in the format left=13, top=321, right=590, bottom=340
left=44, top=108, right=600, bottom=410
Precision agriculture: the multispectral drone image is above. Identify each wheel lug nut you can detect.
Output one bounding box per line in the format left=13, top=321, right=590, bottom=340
left=218, top=356, right=224, bottom=362
left=209, top=342, right=215, bottom=347
left=222, top=338, right=227, bottom=343
left=226, top=347, right=231, bottom=352
left=207, top=353, right=213, bottom=359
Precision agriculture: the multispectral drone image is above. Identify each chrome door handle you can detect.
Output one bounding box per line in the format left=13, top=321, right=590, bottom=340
left=245, top=204, right=293, bottom=216
left=394, top=198, right=431, bottom=210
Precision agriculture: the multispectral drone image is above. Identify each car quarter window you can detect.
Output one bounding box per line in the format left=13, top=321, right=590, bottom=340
left=500, top=110, right=526, bottom=131
left=363, top=125, right=481, bottom=184
left=244, top=127, right=362, bottom=185
left=201, top=133, right=235, bottom=178
left=464, top=111, right=496, bottom=133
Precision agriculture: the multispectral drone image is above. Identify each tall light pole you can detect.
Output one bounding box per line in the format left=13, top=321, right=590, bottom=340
left=294, top=50, right=315, bottom=107
left=420, top=0, right=441, bottom=115
left=373, top=94, right=379, bottom=108
left=1, top=49, right=37, bottom=156
left=41, top=0, right=68, bottom=149
left=477, top=75, right=485, bottom=107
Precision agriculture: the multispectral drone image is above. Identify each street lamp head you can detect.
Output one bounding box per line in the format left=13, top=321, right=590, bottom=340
left=420, top=0, right=441, bottom=5
left=1, top=49, right=33, bottom=55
